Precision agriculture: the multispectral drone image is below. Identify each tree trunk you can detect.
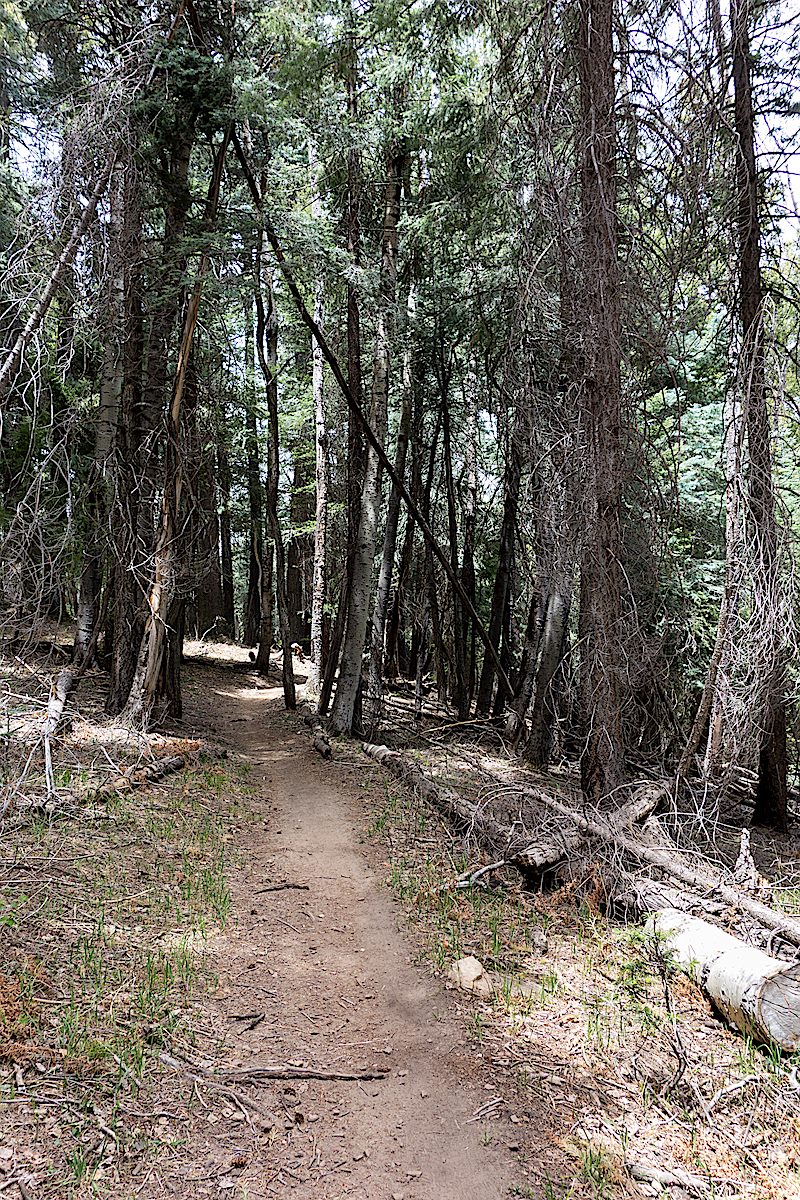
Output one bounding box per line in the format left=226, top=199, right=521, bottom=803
left=440, top=380, right=468, bottom=720
left=216, top=402, right=236, bottom=636
left=316, top=45, right=363, bottom=716
left=255, top=254, right=296, bottom=710
left=576, top=0, right=626, bottom=801
left=255, top=538, right=274, bottom=675
left=476, top=411, right=522, bottom=714
left=525, top=589, right=571, bottom=767
left=74, top=164, right=126, bottom=667
left=121, top=129, right=230, bottom=728
left=106, top=121, right=196, bottom=715
left=106, top=160, right=146, bottom=714
left=386, top=348, right=424, bottom=680
left=194, top=447, right=226, bottom=638
left=329, top=136, right=405, bottom=735
left=243, top=299, right=263, bottom=647
left=505, top=587, right=545, bottom=747
left=306, top=180, right=328, bottom=697
left=286, top=441, right=313, bottom=644
left=461, top=367, right=478, bottom=706
left=730, top=0, right=787, bottom=831
left=366, top=284, right=415, bottom=730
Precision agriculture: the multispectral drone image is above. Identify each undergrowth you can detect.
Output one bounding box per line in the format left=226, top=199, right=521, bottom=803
left=0, top=754, right=253, bottom=1198
left=365, top=773, right=800, bottom=1200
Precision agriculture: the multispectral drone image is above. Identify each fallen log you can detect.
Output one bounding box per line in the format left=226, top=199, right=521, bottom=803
left=649, top=909, right=800, bottom=1051
left=362, top=743, right=800, bottom=1048
left=361, top=743, right=663, bottom=877
left=41, top=669, right=76, bottom=798
left=504, top=782, right=800, bottom=949
left=312, top=734, right=332, bottom=760
left=304, top=712, right=333, bottom=760
left=625, top=1158, right=710, bottom=1195
left=92, top=754, right=189, bottom=800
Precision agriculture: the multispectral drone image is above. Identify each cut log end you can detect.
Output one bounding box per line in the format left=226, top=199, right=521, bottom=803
left=650, top=909, right=800, bottom=1051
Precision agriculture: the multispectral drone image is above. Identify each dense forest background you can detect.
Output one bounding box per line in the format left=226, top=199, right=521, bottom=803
left=2, top=0, right=799, bottom=825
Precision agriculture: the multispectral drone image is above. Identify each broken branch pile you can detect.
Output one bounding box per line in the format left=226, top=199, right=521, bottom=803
left=361, top=742, right=800, bottom=1050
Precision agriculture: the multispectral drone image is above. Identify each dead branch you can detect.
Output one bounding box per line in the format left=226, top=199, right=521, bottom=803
left=503, top=779, right=800, bottom=948
left=159, top=1051, right=386, bottom=1085
left=91, top=754, right=189, bottom=801
left=360, top=742, right=664, bottom=876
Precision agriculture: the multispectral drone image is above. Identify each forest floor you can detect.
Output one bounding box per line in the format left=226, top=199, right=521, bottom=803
left=2, top=640, right=800, bottom=1199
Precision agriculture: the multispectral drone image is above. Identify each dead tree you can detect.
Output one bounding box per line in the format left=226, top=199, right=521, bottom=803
left=729, top=0, right=788, bottom=830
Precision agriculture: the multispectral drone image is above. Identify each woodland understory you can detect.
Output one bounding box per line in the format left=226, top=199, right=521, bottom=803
left=3, top=0, right=800, bottom=1195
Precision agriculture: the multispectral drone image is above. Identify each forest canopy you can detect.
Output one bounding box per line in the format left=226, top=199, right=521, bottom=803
left=1, top=0, right=800, bottom=823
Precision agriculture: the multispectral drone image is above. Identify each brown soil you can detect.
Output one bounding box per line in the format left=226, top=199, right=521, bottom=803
left=167, top=652, right=525, bottom=1199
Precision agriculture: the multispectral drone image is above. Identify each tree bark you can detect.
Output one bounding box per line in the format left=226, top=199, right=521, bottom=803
left=255, top=537, right=274, bottom=675
left=216, top=401, right=236, bottom=636
left=730, top=0, right=787, bottom=831
left=255, top=252, right=296, bottom=709
left=243, top=298, right=264, bottom=647
left=306, top=175, right=328, bottom=698
left=329, top=136, right=405, bottom=735
left=476, top=410, right=522, bottom=714
left=366, top=284, right=415, bottom=730
left=440, top=379, right=468, bottom=720
left=650, top=910, right=800, bottom=1050
left=106, top=158, right=146, bottom=714
left=525, top=589, right=571, bottom=767
left=120, top=129, right=230, bottom=728
left=75, top=164, right=126, bottom=667
left=576, top=0, right=626, bottom=801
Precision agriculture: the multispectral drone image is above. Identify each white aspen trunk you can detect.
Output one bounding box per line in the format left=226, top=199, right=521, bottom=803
left=649, top=910, right=800, bottom=1050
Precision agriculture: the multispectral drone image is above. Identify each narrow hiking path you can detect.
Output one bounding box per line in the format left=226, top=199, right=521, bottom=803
left=176, top=650, right=524, bottom=1199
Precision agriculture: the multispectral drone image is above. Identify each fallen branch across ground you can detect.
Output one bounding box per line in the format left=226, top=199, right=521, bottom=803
left=90, top=742, right=224, bottom=802
left=362, top=742, right=800, bottom=1048
left=503, top=779, right=800, bottom=949
left=303, top=712, right=332, bottom=759
left=361, top=742, right=664, bottom=877
left=625, top=1158, right=711, bottom=1195
left=159, top=1051, right=387, bottom=1084
left=92, top=755, right=190, bottom=800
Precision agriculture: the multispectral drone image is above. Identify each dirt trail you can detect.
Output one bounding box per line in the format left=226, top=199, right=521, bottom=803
left=181, top=655, right=523, bottom=1199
